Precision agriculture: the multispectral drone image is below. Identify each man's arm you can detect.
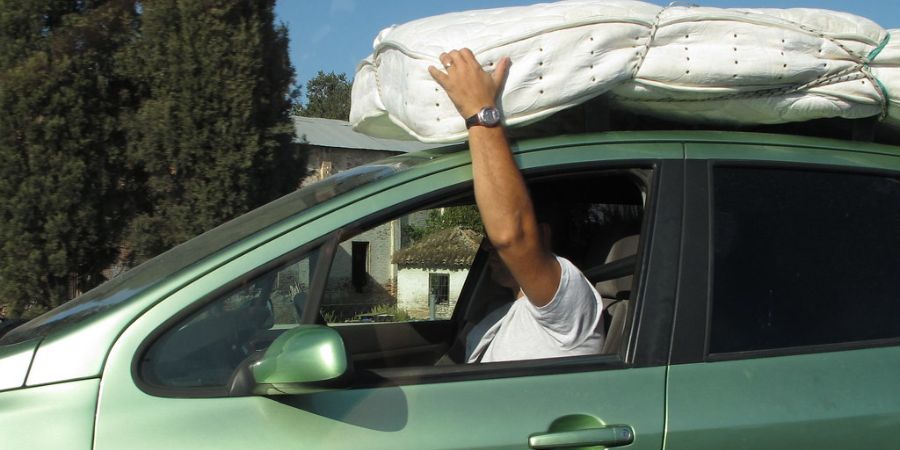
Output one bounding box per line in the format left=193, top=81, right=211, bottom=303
left=428, top=49, right=561, bottom=307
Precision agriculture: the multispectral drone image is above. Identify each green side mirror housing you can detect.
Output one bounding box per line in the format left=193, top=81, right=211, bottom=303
left=250, top=325, right=351, bottom=395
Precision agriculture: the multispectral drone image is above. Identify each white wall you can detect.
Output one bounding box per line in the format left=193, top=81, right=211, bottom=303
left=396, top=267, right=468, bottom=319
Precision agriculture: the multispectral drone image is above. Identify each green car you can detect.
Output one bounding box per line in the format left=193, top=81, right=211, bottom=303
left=2, top=129, right=900, bottom=449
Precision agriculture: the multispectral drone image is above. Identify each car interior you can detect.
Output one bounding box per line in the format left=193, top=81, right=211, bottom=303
left=328, top=169, right=649, bottom=371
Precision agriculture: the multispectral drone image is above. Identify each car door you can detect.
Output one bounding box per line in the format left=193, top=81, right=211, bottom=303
left=93, top=139, right=683, bottom=450
left=666, top=139, right=900, bottom=449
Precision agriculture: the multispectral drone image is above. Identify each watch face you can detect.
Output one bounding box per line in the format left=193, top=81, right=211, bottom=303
left=480, top=107, right=501, bottom=126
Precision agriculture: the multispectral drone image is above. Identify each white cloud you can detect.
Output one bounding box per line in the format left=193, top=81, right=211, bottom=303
left=330, top=0, right=356, bottom=14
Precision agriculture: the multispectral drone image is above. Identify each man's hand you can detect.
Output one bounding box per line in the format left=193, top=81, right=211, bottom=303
left=428, top=49, right=511, bottom=119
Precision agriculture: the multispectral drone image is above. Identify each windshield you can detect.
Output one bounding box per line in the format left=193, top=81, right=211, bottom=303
left=0, top=155, right=432, bottom=346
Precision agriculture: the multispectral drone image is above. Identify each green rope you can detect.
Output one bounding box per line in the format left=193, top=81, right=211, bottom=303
left=867, top=33, right=891, bottom=63
left=863, top=33, right=892, bottom=119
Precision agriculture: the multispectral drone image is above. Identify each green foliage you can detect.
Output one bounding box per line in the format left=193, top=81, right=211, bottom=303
left=0, top=0, right=138, bottom=318
left=406, top=206, right=484, bottom=246
left=320, top=309, right=340, bottom=324
left=425, top=205, right=484, bottom=234
left=0, top=0, right=303, bottom=317
left=121, top=0, right=303, bottom=262
left=295, top=71, right=351, bottom=120
left=365, top=303, right=411, bottom=322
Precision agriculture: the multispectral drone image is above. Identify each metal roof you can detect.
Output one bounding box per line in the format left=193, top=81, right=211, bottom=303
left=292, top=116, right=438, bottom=153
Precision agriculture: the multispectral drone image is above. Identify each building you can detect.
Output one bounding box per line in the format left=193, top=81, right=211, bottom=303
left=392, top=226, right=481, bottom=319
left=293, top=116, right=434, bottom=186
left=293, top=117, right=439, bottom=320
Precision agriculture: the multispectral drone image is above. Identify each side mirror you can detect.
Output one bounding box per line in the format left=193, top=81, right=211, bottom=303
left=228, top=325, right=352, bottom=396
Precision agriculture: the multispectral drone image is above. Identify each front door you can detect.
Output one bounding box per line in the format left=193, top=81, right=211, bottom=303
left=94, top=144, right=683, bottom=449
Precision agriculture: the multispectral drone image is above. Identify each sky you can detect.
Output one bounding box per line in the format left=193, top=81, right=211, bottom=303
left=274, top=0, right=900, bottom=95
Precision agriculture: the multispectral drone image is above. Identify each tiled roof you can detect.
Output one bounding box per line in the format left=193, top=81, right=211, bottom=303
left=392, top=227, right=482, bottom=269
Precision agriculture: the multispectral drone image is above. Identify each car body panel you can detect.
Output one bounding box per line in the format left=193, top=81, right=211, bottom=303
left=91, top=140, right=681, bottom=449
left=97, top=363, right=665, bottom=449
left=0, top=378, right=98, bottom=449
left=0, top=339, right=37, bottom=391
left=665, top=347, right=900, bottom=449
left=664, top=140, right=900, bottom=449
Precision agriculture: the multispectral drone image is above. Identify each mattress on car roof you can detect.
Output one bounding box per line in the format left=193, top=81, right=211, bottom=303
left=349, top=0, right=899, bottom=143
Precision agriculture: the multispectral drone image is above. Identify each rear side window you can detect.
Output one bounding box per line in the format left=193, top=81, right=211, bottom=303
left=710, top=167, right=900, bottom=354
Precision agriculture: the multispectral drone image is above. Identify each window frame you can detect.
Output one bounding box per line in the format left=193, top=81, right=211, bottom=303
left=671, top=158, right=900, bottom=365
left=428, top=273, right=450, bottom=306
left=311, top=161, right=679, bottom=386
left=133, top=232, right=341, bottom=398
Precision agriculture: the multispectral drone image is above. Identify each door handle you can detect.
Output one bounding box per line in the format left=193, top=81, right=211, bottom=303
left=528, top=424, right=634, bottom=449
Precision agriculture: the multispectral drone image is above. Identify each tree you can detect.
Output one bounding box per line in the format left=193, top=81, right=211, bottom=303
left=297, top=71, right=351, bottom=120
left=0, top=0, right=138, bottom=318
left=122, top=0, right=303, bottom=262
left=404, top=206, right=484, bottom=244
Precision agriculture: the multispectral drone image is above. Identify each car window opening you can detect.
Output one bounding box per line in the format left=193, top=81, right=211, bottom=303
left=138, top=169, right=652, bottom=393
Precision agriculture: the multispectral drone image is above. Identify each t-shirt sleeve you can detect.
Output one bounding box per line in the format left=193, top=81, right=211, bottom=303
left=523, top=256, right=603, bottom=349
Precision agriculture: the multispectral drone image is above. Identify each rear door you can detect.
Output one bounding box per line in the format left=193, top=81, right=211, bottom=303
left=95, top=140, right=683, bottom=450
left=666, top=141, right=900, bottom=449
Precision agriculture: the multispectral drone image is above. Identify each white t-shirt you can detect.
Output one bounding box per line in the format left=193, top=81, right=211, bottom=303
left=465, top=256, right=605, bottom=363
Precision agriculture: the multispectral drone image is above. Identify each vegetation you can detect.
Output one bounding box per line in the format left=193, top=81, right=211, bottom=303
left=293, top=71, right=352, bottom=120
left=0, top=0, right=138, bottom=318
left=0, top=0, right=301, bottom=318
left=121, top=0, right=302, bottom=261
left=404, top=205, right=484, bottom=244
left=363, top=303, right=411, bottom=322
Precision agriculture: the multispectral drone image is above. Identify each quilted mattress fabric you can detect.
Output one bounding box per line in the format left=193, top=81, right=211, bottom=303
left=350, top=0, right=897, bottom=143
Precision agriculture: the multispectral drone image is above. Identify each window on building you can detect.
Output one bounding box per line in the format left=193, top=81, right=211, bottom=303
left=429, top=273, right=450, bottom=305
left=351, top=241, right=369, bottom=292
left=710, top=167, right=900, bottom=354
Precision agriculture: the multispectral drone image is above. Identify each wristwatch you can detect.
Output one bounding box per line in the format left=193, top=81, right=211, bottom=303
left=465, top=106, right=502, bottom=129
